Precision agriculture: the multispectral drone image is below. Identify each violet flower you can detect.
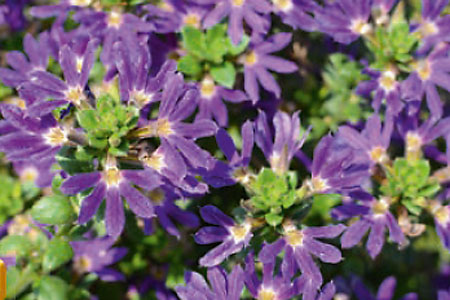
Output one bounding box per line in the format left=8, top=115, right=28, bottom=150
left=141, top=185, right=199, bottom=239
left=307, top=134, right=370, bottom=194
left=175, top=265, right=244, bottom=300
left=338, top=112, right=394, bottom=167
left=255, top=110, right=309, bottom=175
left=315, top=0, right=372, bottom=44
left=271, top=0, right=319, bottom=31
left=239, top=33, right=298, bottom=103
left=144, top=0, right=211, bottom=33
left=0, top=0, right=30, bottom=31
left=350, top=276, right=418, bottom=300
left=18, top=37, right=99, bottom=117
left=0, top=32, right=51, bottom=89
left=60, top=159, right=161, bottom=237
left=372, top=0, right=397, bottom=25
left=333, top=195, right=405, bottom=259
left=0, top=256, right=16, bottom=268
left=203, top=120, right=254, bottom=188
left=439, top=288, right=450, bottom=300
left=195, top=0, right=272, bottom=45
left=134, top=72, right=217, bottom=172
left=429, top=203, right=450, bottom=250
left=401, top=44, right=450, bottom=120
left=413, top=0, right=450, bottom=54
left=30, top=0, right=93, bottom=19
left=0, top=104, right=68, bottom=163
left=244, top=252, right=302, bottom=300
left=258, top=223, right=346, bottom=295
left=71, top=236, right=127, bottom=282
left=196, top=76, right=248, bottom=127
left=114, top=39, right=177, bottom=109
left=13, top=158, right=56, bottom=188
left=194, top=205, right=253, bottom=267
left=355, top=68, right=403, bottom=114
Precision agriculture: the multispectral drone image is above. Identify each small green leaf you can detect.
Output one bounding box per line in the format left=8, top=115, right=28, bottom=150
left=37, top=276, right=69, bottom=300
left=205, top=24, right=228, bottom=63
left=31, top=195, right=76, bottom=225
left=0, top=235, right=33, bottom=258
left=56, top=146, right=95, bottom=175
left=265, top=211, right=283, bottom=227
left=42, top=238, right=74, bottom=272
left=76, top=110, right=99, bottom=130
left=227, top=34, right=250, bottom=56
left=210, top=62, right=236, bottom=88
left=177, top=55, right=203, bottom=77
left=182, top=26, right=206, bottom=59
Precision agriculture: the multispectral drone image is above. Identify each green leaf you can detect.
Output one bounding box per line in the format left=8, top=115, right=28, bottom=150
left=42, top=238, right=73, bottom=272
left=210, top=62, right=236, bottom=88
left=177, top=55, right=203, bottom=77
left=0, top=235, right=33, bottom=258
left=265, top=211, right=283, bottom=227
left=76, top=110, right=99, bottom=130
left=37, top=276, right=69, bottom=300
left=56, top=146, right=95, bottom=175
left=7, top=266, right=37, bottom=298
left=227, top=34, right=250, bottom=56
left=309, top=194, right=342, bottom=220
left=31, top=195, right=76, bottom=225
left=182, top=26, right=206, bottom=59
left=205, top=24, right=228, bottom=63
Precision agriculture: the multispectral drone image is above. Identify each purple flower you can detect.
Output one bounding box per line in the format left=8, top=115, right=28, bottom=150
left=239, top=33, right=298, bottom=102
left=0, top=0, right=30, bottom=31
left=0, top=104, right=68, bottom=163
left=195, top=0, right=272, bottom=45
left=175, top=265, right=244, bottom=300
left=413, top=0, right=450, bottom=53
left=244, top=252, right=302, bottom=300
left=60, top=159, right=160, bottom=237
left=334, top=196, right=405, bottom=259
left=134, top=72, right=217, bottom=172
left=430, top=203, right=450, bottom=250
left=196, top=76, right=248, bottom=127
left=355, top=68, right=403, bottom=114
left=71, top=236, right=127, bottom=282
left=141, top=185, right=199, bottom=239
left=255, top=110, right=309, bottom=175
left=307, top=135, right=370, bottom=194
left=18, top=37, right=99, bottom=117
left=30, top=0, right=93, bottom=18
left=315, top=0, right=372, bottom=44
left=114, top=39, right=177, bottom=109
left=0, top=32, right=51, bottom=88
left=396, top=108, right=450, bottom=161
left=349, top=276, right=417, bottom=300
left=401, top=44, right=450, bottom=120
left=144, top=0, right=211, bottom=33
left=338, top=112, right=393, bottom=167
left=194, top=205, right=253, bottom=267
left=271, top=0, right=319, bottom=31
left=13, top=158, right=56, bottom=188
left=371, top=0, right=397, bottom=25
left=203, top=120, right=254, bottom=188
left=439, top=288, right=450, bottom=300
left=258, top=223, right=346, bottom=296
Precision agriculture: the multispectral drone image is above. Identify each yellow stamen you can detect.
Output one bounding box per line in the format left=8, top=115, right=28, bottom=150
left=244, top=51, right=258, bottom=66
left=200, top=77, right=216, bottom=98
left=372, top=198, right=390, bottom=216
left=369, top=146, right=388, bottom=164
left=231, top=0, right=245, bottom=6
left=108, top=11, right=122, bottom=28
left=183, top=13, right=200, bottom=28
left=350, top=19, right=372, bottom=35
left=66, top=86, right=86, bottom=106
left=104, top=167, right=122, bottom=187
left=272, top=0, right=293, bottom=11
left=419, top=20, right=439, bottom=37
left=43, top=127, right=67, bottom=146
left=379, top=70, right=396, bottom=92
left=70, top=0, right=92, bottom=6
left=258, top=288, right=277, bottom=300
left=73, top=256, right=92, bottom=274
left=229, top=222, right=251, bottom=242
left=308, top=176, right=329, bottom=193
left=435, top=206, right=450, bottom=225
left=413, top=60, right=432, bottom=81
left=142, top=152, right=166, bottom=172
